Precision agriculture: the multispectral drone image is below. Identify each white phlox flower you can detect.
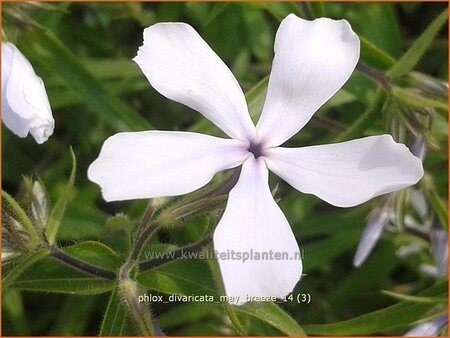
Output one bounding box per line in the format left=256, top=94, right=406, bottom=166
left=88, top=15, right=424, bottom=305
left=2, top=42, right=54, bottom=144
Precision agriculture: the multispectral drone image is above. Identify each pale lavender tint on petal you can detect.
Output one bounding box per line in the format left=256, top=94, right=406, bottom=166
left=265, top=135, right=423, bottom=208
left=353, top=201, right=391, bottom=267
left=404, top=315, right=448, bottom=336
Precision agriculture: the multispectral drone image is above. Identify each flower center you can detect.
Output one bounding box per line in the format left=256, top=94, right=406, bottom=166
left=247, top=142, right=264, bottom=159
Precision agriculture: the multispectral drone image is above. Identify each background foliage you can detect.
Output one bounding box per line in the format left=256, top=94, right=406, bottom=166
left=2, top=2, right=448, bottom=336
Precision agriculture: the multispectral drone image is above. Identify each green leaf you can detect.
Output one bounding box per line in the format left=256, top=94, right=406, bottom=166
left=360, top=36, right=396, bottom=70
left=247, top=76, right=269, bottom=121
left=236, top=302, right=306, bottom=336
left=8, top=241, right=121, bottom=294
left=29, top=30, right=151, bottom=131
left=381, top=290, right=447, bottom=304
left=49, top=295, right=98, bottom=335
left=11, top=277, right=114, bottom=295
left=356, top=3, right=403, bottom=58
left=158, top=302, right=221, bottom=329
left=63, top=241, right=124, bottom=271
left=45, top=148, right=76, bottom=245
left=9, top=255, right=115, bottom=294
left=2, top=290, right=30, bottom=335
left=3, top=249, right=50, bottom=289
left=99, top=214, right=133, bottom=257
left=387, top=9, right=448, bottom=78
left=100, top=287, right=128, bottom=336
left=303, top=229, right=362, bottom=271
left=137, top=260, right=218, bottom=297
left=303, top=281, right=447, bottom=335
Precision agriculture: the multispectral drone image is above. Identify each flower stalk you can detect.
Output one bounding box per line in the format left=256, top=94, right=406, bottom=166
left=50, top=246, right=116, bottom=280
left=119, top=278, right=155, bottom=336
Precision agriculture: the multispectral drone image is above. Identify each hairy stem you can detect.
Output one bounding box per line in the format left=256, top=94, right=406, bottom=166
left=138, top=237, right=212, bottom=271
left=50, top=247, right=116, bottom=280
left=356, top=62, right=391, bottom=90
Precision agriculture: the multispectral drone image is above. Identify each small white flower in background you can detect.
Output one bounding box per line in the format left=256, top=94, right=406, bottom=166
left=404, top=315, right=448, bottom=336
left=2, top=42, right=54, bottom=144
left=89, top=14, right=424, bottom=304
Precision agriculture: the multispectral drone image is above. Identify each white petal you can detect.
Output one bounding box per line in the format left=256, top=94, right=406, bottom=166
left=133, top=23, right=256, bottom=142
left=2, top=42, right=54, bottom=144
left=265, top=135, right=424, bottom=207
left=256, top=15, right=360, bottom=147
left=88, top=131, right=249, bottom=201
left=213, top=157, right=302, bottom=305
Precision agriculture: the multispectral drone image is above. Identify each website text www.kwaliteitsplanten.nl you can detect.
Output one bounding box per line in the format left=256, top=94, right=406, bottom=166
left=144, top=248, right=304, bottom=263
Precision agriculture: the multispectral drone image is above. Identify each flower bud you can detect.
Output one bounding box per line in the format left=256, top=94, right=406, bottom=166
left=2, top=212, right=33, bottom=252
left=2, top=42, right=54, bottom=144
left=409, top=72, right=449, bottom=98
left=30, top=181, right=49, bottom=231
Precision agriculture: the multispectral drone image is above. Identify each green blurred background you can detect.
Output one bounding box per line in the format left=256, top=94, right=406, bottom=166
left=2, top=2, right=448, bottom=336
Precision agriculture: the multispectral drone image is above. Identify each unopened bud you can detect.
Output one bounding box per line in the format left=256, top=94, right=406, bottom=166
left=2, top=212, right=33, bottom=251
left=409, top=72, right=449, bottom=98
left=30, top=181, right=49, bottom=231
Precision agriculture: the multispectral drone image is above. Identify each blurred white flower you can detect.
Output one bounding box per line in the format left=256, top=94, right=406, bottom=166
left=405, top=315, right=448, bottom=336
left=2, top=42, right=54, bottom=144
left=89, top=15, right=424, bottom=304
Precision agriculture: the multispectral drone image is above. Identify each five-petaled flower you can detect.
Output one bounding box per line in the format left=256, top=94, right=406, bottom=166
left=88, top=14, right=424, bottom=305
left=1, top=42, right=54, bottom=144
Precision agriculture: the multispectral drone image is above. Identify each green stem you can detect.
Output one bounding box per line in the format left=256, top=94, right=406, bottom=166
left=51, top=247, right=116, bottom=280
left=120, top=278, right=155, bottom=336
left=356, top=62, right=391, bottom=90
left=138, top=237, right=212, bottom=271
